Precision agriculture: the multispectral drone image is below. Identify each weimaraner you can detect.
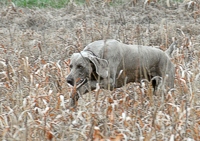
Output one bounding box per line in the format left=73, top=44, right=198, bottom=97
left=66, top=39, right=175, bottom=106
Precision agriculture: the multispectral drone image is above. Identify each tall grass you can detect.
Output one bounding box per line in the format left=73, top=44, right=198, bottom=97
left=1, top=0, right=186, bottom=8
left=2, top=0, right=85, bottom=8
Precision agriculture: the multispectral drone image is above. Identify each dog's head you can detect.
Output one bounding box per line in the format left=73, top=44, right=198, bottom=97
left=66, top=51, right=108, bottom=89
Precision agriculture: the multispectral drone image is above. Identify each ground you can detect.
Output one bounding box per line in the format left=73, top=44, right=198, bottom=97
left=0, top=0, right=200, bottom=140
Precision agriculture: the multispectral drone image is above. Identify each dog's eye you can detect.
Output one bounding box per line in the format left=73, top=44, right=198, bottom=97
left=69, top=65, right=73, bottom=68
left=77, top=65, right=83, bottom=69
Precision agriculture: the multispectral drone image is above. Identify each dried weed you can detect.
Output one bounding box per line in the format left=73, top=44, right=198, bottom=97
left=0, top=1, right=200, bottom=140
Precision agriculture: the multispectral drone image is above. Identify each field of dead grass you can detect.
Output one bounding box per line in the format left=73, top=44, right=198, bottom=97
left=0, top=0, right=200, bottom=140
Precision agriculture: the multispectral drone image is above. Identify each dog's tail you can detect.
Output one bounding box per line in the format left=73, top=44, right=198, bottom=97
left=165, top=40, right=177, bottom=58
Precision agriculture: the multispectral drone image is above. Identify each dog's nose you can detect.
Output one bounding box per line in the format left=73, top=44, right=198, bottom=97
left=66, top=77, right=74, bottom=86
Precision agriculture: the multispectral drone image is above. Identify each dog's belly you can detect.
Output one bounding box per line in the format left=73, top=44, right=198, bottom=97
left=115, top=68, right=158, bottom=88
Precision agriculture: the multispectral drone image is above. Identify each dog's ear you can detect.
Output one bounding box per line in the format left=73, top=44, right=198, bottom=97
left=89, top=56, right=108, bottom=78
left=81, top=52, right=108, bottom=78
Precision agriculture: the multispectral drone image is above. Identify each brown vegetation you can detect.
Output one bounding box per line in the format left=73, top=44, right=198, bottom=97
left=0, top=1, right=200, bottom=140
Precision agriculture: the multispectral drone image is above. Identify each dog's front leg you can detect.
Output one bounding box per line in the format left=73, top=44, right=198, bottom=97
left=70, top=78, right=115, bottom=107
left=70, top=85, right=89, bottom=107
left=98, top=77, right=114, bottom=90
left=70, top=80, right=98, bottom=107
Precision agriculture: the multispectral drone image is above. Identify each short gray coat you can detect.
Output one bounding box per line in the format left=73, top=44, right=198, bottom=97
left=66, top=39, right=175, bottom=105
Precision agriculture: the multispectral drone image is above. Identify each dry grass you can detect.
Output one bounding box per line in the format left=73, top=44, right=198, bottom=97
left=0, top=1, right=200, bottom=140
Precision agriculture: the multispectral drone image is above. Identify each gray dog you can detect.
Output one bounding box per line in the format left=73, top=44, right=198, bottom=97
left=66, top=39, right=175, bottom=106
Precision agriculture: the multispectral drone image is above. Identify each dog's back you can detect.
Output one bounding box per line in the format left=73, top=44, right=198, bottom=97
left=84, top=39, right=174, bottom=88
